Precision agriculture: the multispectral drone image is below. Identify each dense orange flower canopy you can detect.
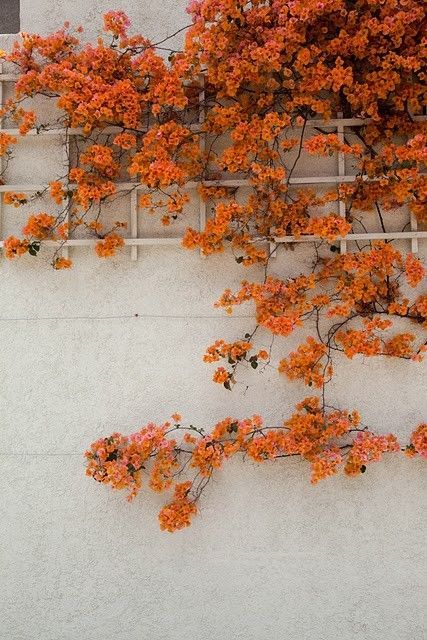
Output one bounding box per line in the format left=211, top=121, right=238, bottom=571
left=0, top=1, right=425, bottom=531
left=0, top=0, right=425, bottom=263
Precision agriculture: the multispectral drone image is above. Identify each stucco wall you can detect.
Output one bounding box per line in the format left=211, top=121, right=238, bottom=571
left=0, top=2, right=426, bottom=639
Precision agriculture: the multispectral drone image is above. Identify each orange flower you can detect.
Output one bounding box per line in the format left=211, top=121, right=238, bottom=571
left=53, top=257, right=72, bottom=269
left=212, top=367, right=229, bottom=384
left=405, top=254, right=425, bottom=288
left=22, top=213, right=55, bottom=240
left=95, top=233, right=125, bottom=258
left=3, top=235, right=29, bottom=259
left=113, top=133, right=136, bottom=149
left=158, top=483, right=197, bottom=532
left=49, top=181, right=66, bottom=205
left=4, top=192, right=27, bottom=207
left=279, top=337, right=328, bottom=388
left=0, top=132, right=17, bottom=156
left=407, top=424, right=427, bottom=458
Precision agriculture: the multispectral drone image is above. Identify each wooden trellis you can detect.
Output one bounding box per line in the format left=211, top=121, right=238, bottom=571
left=0, top=69, right=425, bottom=260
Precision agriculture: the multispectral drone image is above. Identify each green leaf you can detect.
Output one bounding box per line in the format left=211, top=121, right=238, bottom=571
left=228, top=422, right=238, bottom=433
left=251, top=360, right=258, bottom=369
left=29, top=242, right=41, bottom=255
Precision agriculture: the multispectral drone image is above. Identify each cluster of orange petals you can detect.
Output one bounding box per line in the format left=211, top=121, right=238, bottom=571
left=203, top=339, right=266, bottom=386
left=279, top=337, right=330, bottom=389
left=22, top=213, right=56, bottom=240
left=158, top=482, right=198, bottom=533
left=0, top=132, right=17, bottom=156
left=49, top=181, right=66, bottom=205
left=3, top=236, right=29, bottom=259
left=53, top=257, right=72, bottom=270
left=95, top=233, right=125, bottom=258
left=4, top=192, right=28, bottom=207
left=344, top=432, right=400, bottom=476
left=405, top=424, right=427, bottom=459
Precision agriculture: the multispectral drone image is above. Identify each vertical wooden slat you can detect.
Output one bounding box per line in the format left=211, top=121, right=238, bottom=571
left=130, top=189, right=138, bottom=261
left=409, top=213, right=419, bottom=254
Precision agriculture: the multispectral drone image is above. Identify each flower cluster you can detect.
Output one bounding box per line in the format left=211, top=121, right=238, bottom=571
left=0, top=132, right=17, bottom=156
left=405, top=424, right=427, bottom=459
left=344, top=432, right=400, bottom=477
left=95, top=233, right=125, bottom=258
left=279, top=338, right=329, bottom=389
left=158, top=482, right=198, bottom=533
left=22, top=213, right=56, bottom=240
left=203, top=339, right=270, bottom=388
left=4, top=192, right=27, bottom=207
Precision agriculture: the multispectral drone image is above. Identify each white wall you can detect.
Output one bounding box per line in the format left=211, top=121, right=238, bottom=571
left=0, top=2, right=426, bottom=639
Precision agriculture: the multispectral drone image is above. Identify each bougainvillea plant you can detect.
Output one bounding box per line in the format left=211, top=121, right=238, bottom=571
left=1, top=0, right=426, bottom=530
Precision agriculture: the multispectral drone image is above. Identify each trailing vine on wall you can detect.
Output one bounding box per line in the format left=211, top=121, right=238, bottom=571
left=1, top=0, right=426, bottom=531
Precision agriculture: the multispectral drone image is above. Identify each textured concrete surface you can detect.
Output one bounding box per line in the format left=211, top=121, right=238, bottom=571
left=0, top=2, right=426, bottom=639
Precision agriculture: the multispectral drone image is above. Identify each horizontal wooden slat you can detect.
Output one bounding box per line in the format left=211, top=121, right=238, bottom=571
left=0, top=175, right=371, bottom=194
left=274, top=231, right=427, bottom=243
left=0, top=231, right=426, bottom=251
left=0, top=237, right=182, bottom=248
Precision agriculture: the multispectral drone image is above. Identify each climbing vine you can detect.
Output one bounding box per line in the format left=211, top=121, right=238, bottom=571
left=1, top=0, right=426, bottom=530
